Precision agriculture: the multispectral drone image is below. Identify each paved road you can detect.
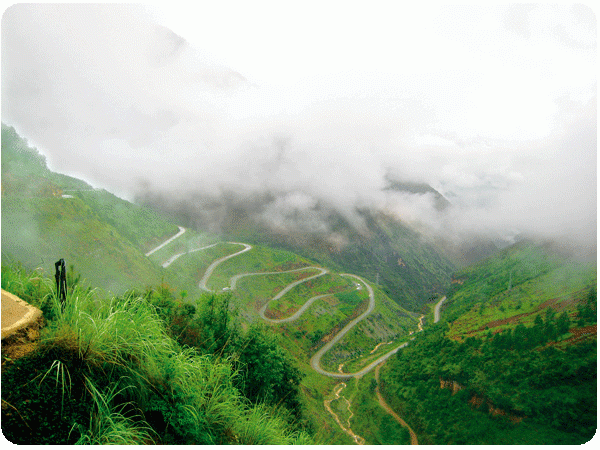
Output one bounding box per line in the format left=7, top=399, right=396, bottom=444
left=262, top=293, right=331, bottom=323
left=198, top=243, right=253, bottom=291
left=257, top=267, right=329, bottom=320
left=434, top=296, right=447, bottom=323
left=161, top=243, right=219, bottom=268
left=145, top=226, right=186, bottom=256
left=309, top=274, right=393, bottom=379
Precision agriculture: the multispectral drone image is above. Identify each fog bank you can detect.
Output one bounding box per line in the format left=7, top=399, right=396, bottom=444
left=2, top=3, right=596, bottom=252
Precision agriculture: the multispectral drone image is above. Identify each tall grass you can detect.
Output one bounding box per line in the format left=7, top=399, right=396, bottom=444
left=45, top=289, right=174, bottom=370
left=1, top=262, right=54, bottom=309
left=74, top=378, right=155, bottom=445
left=2, top=264, right=312, bottom=444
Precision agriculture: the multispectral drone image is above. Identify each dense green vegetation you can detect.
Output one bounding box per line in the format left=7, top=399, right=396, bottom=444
left=379, top=243, right=597, bottom=444
left=1, top=264, right=310, bottom=444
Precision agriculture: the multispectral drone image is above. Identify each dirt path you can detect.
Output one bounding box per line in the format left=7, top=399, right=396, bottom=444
left=1, top=290, right=42, bottom=340
left=375, top=363, right=418, bottom=445
left=323, top=382, right=366, bottom=445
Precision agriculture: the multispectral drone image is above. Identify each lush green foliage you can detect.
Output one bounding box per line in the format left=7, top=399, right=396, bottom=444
left=380, top=323, right=596, bottom=444
left=378, top=242, right=597, bottom=445
left=1, top=265, right=312, bottom=444
left=143, top=286, right=305, bottom=420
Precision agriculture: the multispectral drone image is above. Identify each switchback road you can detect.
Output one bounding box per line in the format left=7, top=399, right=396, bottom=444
left=148, top=234, right=440, bottom=380
left=145, top=226, right=186, bottom=256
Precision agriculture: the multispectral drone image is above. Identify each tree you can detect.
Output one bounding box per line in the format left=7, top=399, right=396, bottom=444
left=556, top=312, right=570, bottom=336
left=232, top=325, right=302, bottom=416
left=196, top=293, right=237, bottom=354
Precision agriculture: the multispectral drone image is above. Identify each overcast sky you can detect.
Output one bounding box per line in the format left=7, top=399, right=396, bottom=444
left=1, top=2, right=597, bottom=248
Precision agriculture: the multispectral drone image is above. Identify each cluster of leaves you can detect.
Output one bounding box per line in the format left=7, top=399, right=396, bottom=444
left=1, top=265, right=312, bottom=445
left=380, top=317, right=596, bottom=445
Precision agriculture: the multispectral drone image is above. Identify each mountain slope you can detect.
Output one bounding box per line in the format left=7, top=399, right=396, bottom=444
left=1, top=123, right=178, bottom=293
left=378, top=241, right=597, bottom=444
left=139, top=188, right=458, bottom=311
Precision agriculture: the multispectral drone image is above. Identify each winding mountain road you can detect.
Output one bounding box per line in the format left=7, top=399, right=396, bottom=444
left=434, top=296, right=447, bottom=323
left=146, top=231, right=440, bottom=381
left=198, top=243, right=253, bottom=291
left=204, top=251, right=413, bottom=379
left=161, top=243, right=219, bottom=268
left=309, top=274, right=412, bottom=379
left=145, top=226, right=186, bottom=256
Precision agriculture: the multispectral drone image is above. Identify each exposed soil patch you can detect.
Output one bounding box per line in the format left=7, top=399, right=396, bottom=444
left=1, top=316, right=44, bottom=371
left=264, top=306, right=296, bottom=320
left=467, top=394, right=524, bottom=424
left=553, top=324, right=597, bottom=347
left=473, top=296, right=585, bottom=335
left=323, top=382, right=365, bottom=445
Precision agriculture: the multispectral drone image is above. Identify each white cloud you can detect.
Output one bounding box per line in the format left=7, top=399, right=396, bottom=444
left=1, top=2, right=596, bottom=247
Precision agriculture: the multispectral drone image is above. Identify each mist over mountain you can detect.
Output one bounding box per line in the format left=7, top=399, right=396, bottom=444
left=2, top=3, right=596, bottom=258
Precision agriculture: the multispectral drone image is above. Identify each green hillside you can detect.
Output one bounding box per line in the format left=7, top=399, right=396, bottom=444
left=1, top=123, right=178, bottom=293
left=1, top=265, right=312, bottom=444
left=378, top=242, right=597, bottom=444
left=2, top=124, right=427, bottom=444
left=210, top=203, right=457, bottom=312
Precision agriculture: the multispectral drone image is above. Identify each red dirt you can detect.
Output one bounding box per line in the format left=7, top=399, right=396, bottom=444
left=472, top=295, right=587, bottom=335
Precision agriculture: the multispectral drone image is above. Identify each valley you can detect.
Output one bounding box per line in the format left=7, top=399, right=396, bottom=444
left=146, top=227, right=423, bottom=386
left=1, top=124, right=596, bottom=445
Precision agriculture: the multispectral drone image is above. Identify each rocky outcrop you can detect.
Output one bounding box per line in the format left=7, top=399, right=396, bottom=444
left=439, top=377, right=524, bottom=423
